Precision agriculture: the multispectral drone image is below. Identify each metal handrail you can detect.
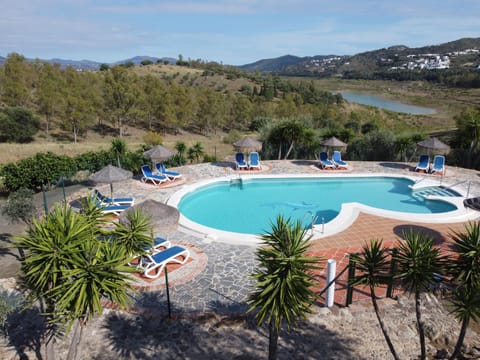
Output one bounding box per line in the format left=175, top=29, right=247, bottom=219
left=318, top=262, right=350, bottom=298
left=445, top=179, right=467, bottom=190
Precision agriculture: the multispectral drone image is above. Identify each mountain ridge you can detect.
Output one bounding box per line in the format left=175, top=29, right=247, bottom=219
left=1, top=37, right=479, bottom=73
left=239, top=37, right=480, bottom=75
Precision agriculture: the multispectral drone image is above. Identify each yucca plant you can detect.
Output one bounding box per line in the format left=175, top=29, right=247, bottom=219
left=394, top=229, right=447, bottom=360
left=350, top=239, right=400, bottom=360
left=448, top=221, right=480, bottom=360
left=15, top=203, right=140, bottom=360
left=248, top=215, right=322, bottom=360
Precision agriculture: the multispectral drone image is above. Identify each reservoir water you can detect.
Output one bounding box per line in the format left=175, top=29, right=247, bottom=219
left=341, top=91, right=436, bottom=115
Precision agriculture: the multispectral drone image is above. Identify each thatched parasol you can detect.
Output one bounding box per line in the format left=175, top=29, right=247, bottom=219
left=119, top=199, right=179, bottom=234
left=233, top=136, right=263, bottom=153
left=416, top=137, right=450, bottom=155
left=321, top=136, right=348, bottom=148
left=143, top=145, right=177, bottom=164
left=89, top=165, right=133, bottom=202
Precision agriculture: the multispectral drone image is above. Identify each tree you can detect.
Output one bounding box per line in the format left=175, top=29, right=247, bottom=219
left=16, top=205, right=96, bottom=359
left=15, top=202, right=143, bottom=360
left=350, top=239, right=400, bottom=360
left=60, top=68, right=100, bottom=143
left=394, top=230, right=446, bottom=360
left=187, top=142, right=204, bottom=163
left=1, top=53, right=33, bottom=106
left=265, top=119, right=307, bottom=160
left=113, top=208, right=153, bottom=258
left=0, top=107, right=40, bottom=143
left=1, top=188, right=36, bottom=227
left=36, top=62, right=64, bottom=134
left=195, top=88, right=226, bottom=135
left=103, top=66, right=139, bottom=137
left=248, top=215, right=321, bottom=360
left=452, top=108, right=480, bottom=169
left=448, top=221, right=480, bottom=359
left=110, top=138, right=128, bottom=168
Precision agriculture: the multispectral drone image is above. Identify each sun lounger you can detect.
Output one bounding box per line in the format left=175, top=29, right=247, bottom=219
left=155, top=162, right=182, bottom=180
left=235, top=152, right=248, bottom=170
left=319, top=152, right=335, bottom=169
left=415, top=154, right=430, bottom=172
left=94, top=189, right=134, bottom=206
left=93, top=197, right=131, bottom=215
left=248, top=152, right=261, bottom=170
left=139, top=245, right=190, bottom=279
left=332, top=151, right=348, bottom=169
left=148, top=236, right=171, bottom=252
left=91, top=194, right=131, bottom=215
left=141, top=165, right=169, bottom=185
left=430, top=155, right=445, bottom=175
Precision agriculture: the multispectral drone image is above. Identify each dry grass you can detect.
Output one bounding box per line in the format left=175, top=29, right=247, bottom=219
left=0, top=127, right=239, bottom=165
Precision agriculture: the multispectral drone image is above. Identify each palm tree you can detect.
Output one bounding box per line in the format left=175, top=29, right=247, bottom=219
left=113, top=208, right=154, bottom=259
left=53, top=235, right=134, bottom=360
left=110, top=138, right=127, bottom=168
left=448, top=221, right=480, bottom=360
left=16, top=204, right=96, bottom=360
left=248, top=215, right=321, bottom=360
left=394, top=229, right=447, bottom=360
left=350, top=239, right=400, bottom=360
left=15, top=203, right=139, bottom=360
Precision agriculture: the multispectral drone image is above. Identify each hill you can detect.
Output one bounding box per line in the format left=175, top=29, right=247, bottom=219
left=0, top=55, right=176, bottom=70
left=239, top=37, right=480, bottom=76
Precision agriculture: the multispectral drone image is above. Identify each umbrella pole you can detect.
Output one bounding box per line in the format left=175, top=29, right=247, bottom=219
left=165, top=267, right=172, bottom=319
left=110, top=183, right=114, bottom=204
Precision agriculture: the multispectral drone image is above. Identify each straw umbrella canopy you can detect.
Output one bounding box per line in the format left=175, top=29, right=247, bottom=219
left=321, top=136, right=348, bottom=157
left=119, top=199, right=180, bottom=234
left=143, top=145, right=177, bottom=165
left=416, top=137, right=450, bottom=155
left=233, top=136, right=263, bottom=153
left=89, top=165, right=133, bottom=203
left=321, top=136, right=348, bottom=148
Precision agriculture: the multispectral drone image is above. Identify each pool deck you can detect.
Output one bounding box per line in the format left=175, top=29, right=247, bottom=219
left=36, top=161, right=480, bottom=314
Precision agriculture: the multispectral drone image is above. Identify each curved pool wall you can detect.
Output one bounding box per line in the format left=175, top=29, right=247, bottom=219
left=167, top=173, right=476, bottom=246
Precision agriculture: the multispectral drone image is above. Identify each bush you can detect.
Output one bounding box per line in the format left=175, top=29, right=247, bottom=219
left=222, top=130, right=242, bottom=145
left=1, top=152, right=76, bottom=192
left=1, top=188, right=35, bottom=225
left=143, top=131, right=163, bottom=146
left=0, top=107, right=40, bottom=143
left=73, top=150, right=116, bottom=173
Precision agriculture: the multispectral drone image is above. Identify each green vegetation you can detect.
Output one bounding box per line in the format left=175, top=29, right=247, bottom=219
left=248, top=215, right=322, bottom=360
left=15, top=201, right=152, bottom=360
left=0, top=107, right=40, bottom=143
left=448, top=222, right=480, bottom=360
left=350, top=222, right=480, bottom=360
left=350, top=240, right=400, bottom=360
left=394, top=231, right=447, bottom=360
left=1, top=51, right=480, bottom=177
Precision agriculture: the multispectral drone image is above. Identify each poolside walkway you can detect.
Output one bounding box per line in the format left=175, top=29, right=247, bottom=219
left=3, top=160, right=480, bottom=316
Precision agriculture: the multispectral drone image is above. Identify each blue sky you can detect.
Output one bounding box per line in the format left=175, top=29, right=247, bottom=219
left=1, top=0, right=479, bottom=65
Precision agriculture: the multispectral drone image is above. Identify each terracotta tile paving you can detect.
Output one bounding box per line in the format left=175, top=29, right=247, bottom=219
left=307, top=212, right=473, bottom=306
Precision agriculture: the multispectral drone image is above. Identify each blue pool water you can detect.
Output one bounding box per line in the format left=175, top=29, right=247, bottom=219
left=178, top=177, right=458, bottom=235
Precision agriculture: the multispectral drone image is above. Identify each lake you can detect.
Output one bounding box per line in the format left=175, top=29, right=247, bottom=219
left=341, top=91, right=436, bottom=115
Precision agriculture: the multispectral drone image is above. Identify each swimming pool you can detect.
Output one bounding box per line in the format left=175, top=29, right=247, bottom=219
left=171, top=175, right=461, bottom=240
